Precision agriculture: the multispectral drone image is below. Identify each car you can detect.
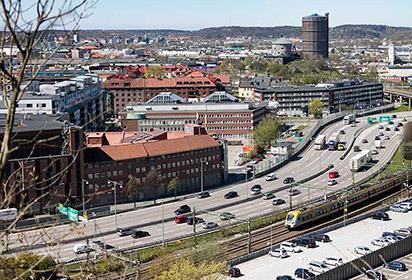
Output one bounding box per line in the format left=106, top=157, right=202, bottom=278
left=372, top=149, right=378, bottom=155
left=117, top=228, right=135, bottom=237
left=268, top=248, right=288, bottom=258
left=397, top=122, right=404, bottom=127
left=313, top=234, right=331, bottom=243
left=328, top=179, right=337, bottom=186
left=294, top=268, right=315, bottom=279
left=354, top=246, right=372, bottom=255
left=394, top=228, right=412, bottom=238
left=389, top=121, right=395, bottom=125
left=228, top=267, right=241, bottom=278
left=309, top=261, right=329, bottom=273
left=272, top=198, right=286, bottom=205
left=92, top=240, right=105, bottom=249
left=245, top=164, right=254, bottom=171
left=132, top=230, right=150, bottom=238
left=365, top=269, right=386, bottom=280
left=339, top=130, right=345, bottom=134
left=254, top=157, right=263, bottom=162
left=385, top=127, right=390, bottom=131
left=399, top=202, right=412, bottom=210
left=289, top=189, right=301, bottom=196
left=382, top=235, right=401, bottom=243
left=392, top=114, right=397, bottom=119
left=224, top=191, right=238, bottom=199
left=186, top=217, right=204, bottom=225
left=382, top=231, right=397, bottom=238
left=265, top=173, right=277, bottom=181
left=353, top=145, right=361, bottom=152
left=384, top=135, right=390, bottom=140
left=281, top=241, right=302, bottom=253
left=283, top=177, right=295, bottom=184
left=403, top=117, right=407, bottom=122
left=276, top=276, right=294, bottom=280
left=73, top=243, right=93, bottom=254
left=371, top=238, right=390, bottom=247
left=220, top=212, right=235, bottom=220
left=337, top=144, right=346, bottom=151
left=328, top=171, right=339, bottom=178
left=374, top=136, right=381, bottom=140
left=394, top=127, right=400, bottom=131
left=351, top=122, right=356, bottom=127
left=202, top=221, right=218, bottom=229
left=378, top=125, right=384, bottom=129
left=389, top=204, right=408, bottom=213
left=175, top=215, right=187, bottom=224
left=294, top=237, right=316, bottom=248
left=174, top=205, right=191, bottom=215
left=371, top=211, right=389, bottom=221
left=379, top=132, right=384, bottom=136
left=263, top=192, right=275, bottom=200
left=324, top=256, right=343, bottom=267
left=385, top=260, right=407, bottom=271
left=249, top=160, right=258, bottom=165
left=362, top=139, right=368, bottom=143
left=250, top=184, right=262, bottom=195
left=198, top=192, right=210, bottom=199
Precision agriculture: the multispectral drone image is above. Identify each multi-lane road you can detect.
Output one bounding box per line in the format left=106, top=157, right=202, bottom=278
left=3, top=112, right=411, bottom=262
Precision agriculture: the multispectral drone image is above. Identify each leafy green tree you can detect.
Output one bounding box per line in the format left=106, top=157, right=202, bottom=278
left=145, top=170, right=164, bottom=204
left=0, top=253, right=57, bottom=280
left=403, top=122, right=412, bottom=161
left=253, top=115, right=279, bottom=152
left=125, top=176, right=142, bottom=209
left=145, top=66, right=166, bottom=78
left=155, top=258, right=227, bottom=280
left=308, top=98, right=324, bottom=118
left=168, top=177, right=179, bottom=199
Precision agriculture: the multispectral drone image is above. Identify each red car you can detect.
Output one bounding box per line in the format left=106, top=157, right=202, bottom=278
left=254, top=157, right=263, bottom=162
left=175, top=215, right=187, bottom=224
left=328, top=171, right=339, bottom=179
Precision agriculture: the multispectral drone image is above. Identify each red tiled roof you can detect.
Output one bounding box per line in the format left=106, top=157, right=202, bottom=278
left=104, top=76, right=216, bottom=89
left=94, top=135, right=220, bottom=161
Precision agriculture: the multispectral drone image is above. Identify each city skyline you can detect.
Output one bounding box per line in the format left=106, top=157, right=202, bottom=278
left=80, top=0, right=412, bottom=30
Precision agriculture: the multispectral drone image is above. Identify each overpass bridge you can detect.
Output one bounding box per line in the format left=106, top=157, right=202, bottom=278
left=384, top=87, right=412, bottom=108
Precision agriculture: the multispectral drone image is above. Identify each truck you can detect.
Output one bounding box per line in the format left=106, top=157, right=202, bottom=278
left=0, top=208, right=17, bottom=222
left=350, top=150, right=372, bottom=172
left=343, top=114, right=356, bottom=125
left=327, top=132, right=340, bottom=150
left=375, top=139, right=382, bottom=149
left=314, top=134, right=326, bottom=150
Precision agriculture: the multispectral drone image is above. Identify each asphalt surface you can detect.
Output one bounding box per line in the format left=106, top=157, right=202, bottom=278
left=3, top=112, right=411, bottom=262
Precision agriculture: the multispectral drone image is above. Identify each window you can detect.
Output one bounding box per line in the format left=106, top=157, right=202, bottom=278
left=107, top=171, right=111, bottom=177
left=88, top=173, right=93, bottom=179
left=113, top=171, right=118, bottom=176
left=136, top=167, right=140, bottom=173
left=119, top=170, right=123, bottom=176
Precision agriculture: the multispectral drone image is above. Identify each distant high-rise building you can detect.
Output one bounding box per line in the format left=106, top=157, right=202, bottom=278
left=302, top=13, right=329, bottom=58
left=73, top=33, right=80, bottom=43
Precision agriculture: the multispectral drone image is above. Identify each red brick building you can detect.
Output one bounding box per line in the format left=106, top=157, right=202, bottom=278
left=104, top=75, right=220, bottom=114
left=83, top=125, right=226, bottom=206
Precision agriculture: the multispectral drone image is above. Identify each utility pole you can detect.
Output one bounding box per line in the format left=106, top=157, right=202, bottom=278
left=192, top=206, right=197, bottom=247
left=108, top=180, right=122, bottom=229
left=162, top=201, right=165, bottom=246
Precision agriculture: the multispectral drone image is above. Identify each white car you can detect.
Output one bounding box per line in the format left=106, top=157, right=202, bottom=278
left=288, top=189, right=300, bottom=196
left=399, top=202, right=412, bottom=210
left=394, top=228, right=412, bottom=238
left=73, top=243, right=92, bottom=254
left=280, top=241, right=302, bottom=253
left=268, top=248, right=288, bottom=258
left=354, top=246, right=372, bottom=255
left=202, top=221, right=218, bottom=229
left=382, top=236, right=400, bottom=244
left=309, top=261, right=329, bottom=273
left=324, top=256, right=343, bottom=267
left=327, top=180, right=337, bottom=186
left=265, top=173, right=276, bottom=181
left=371, top=238, right=390, bottom=247
left=250, top=160, right=258, bottom=165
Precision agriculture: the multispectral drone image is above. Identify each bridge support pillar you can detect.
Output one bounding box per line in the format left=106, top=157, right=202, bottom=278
left=400, top=96, right=403, bottom=104
left=409, top=98, right=411, bottom=110
left=390, top=94, right=393, bottom=103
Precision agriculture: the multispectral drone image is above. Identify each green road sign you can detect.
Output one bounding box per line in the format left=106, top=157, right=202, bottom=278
left=57, top=204, right=68, bottom=216
left=68, top=207, right=79, bottom=222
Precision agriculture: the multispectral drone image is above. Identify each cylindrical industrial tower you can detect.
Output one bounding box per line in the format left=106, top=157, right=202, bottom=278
left=302, top=13, right=329, bottom=58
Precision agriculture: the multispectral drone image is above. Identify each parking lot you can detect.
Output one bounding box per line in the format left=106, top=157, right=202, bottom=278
left=234, top=202, right=412, bottom=279
left=352, top=252, right=412, bottom=279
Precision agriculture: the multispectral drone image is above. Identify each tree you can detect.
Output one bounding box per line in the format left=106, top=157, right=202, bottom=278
left=145, top=65, right=166, bottom=78
left=145, top=170, right=164, bottom=204
left=168, top=177, right=179, bottom=199
left=308, top=98, right=324, bottom=118
left=125, top=176, right=142, bottom=209
left=402, top=122, right=412, bottom=161
left=253, top=115, right=279, bottom=152
left=155, top=258, right=227, bottom=280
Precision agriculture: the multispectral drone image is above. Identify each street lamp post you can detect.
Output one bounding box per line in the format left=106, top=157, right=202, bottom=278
left=108, top=180, right=123, bottom=229
left=200, top=160, right=208, bottom=193
left=81, top=179, right=89, bottom=216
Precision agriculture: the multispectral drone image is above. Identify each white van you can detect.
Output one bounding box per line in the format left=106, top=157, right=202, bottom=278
left=309, top=261, right=329, bottom=273
left=280, top=241, right=302, bottom=253
left=73, top=243, right=91, bottom=254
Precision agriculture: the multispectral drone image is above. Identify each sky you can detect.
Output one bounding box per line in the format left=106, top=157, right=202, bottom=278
left=79, top=0, right=412, bottom=30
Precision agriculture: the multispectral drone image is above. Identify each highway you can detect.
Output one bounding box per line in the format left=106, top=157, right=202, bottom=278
left=3, top=112, right=410, bottom=262
left=232, top=203, right=412, bottom=279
